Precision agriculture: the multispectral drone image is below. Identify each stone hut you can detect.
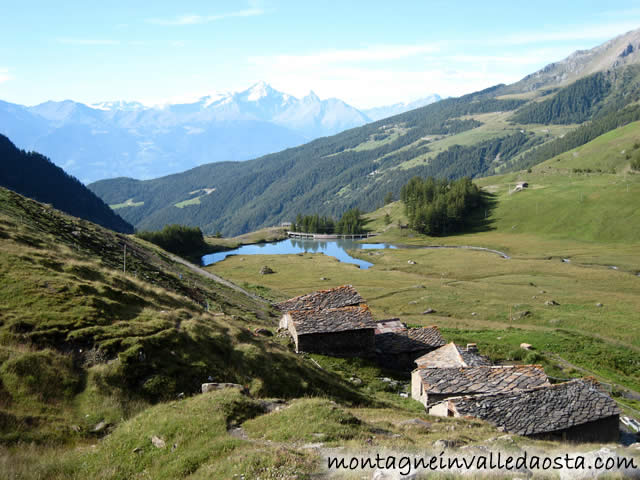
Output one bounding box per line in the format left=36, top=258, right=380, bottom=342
left=281, top=305, right=376, bottom=356
left=428, top=378, right=619, bottom=443
left=276, top=285, right=364, bottom=329
left=414, top=342, right=492, bottom=369
left=375, top=321, right=446, bottom=371
left=412, top=365, right=549, bottom=408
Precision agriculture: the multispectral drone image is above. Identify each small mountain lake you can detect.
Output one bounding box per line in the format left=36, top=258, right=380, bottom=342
left=201, top=238, right=398, bottom=270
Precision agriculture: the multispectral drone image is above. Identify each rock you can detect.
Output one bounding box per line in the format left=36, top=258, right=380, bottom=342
left=253, top=327, right=273, bottom=337
left=433, top=439, right=454, bottom=449
left=258, top=399, right=287, bottom=413
left=201, top=382, right=246, bottom=394
left=471, top=312, right=477, bottom=316
left=408, top=300, right=418, bottom=305
left=562, top=258, right=570, bottom=263
left=92, top=421, right=109, bottom=433
left=320, top=277, right=329, bottom=280
left=71, top=425, right=81, bottom=433
left=398, top=418, right=432, bottom=430
left=350, top=377, right=363, bottom=386
left=133, top=447, right=143, bottom=454
left=151, top=435, right=166, bottom=449
left=545, top=300, right=559, bottom=306
left=176, top=392, right=185, bottom=399
left=596, top=302, right=603, bottom=307
left=422, top=308, right=436, bottom=314
left=372, top=469, right=417, bottom=480
left=259, top=265, right=274, bottom=274
left=302, top=442, right=324, bottom=449
left=407, top=260, right=416, bottom=265
left=520, top=343, right=533, bottom=350
left=514, top=310, right=531, bottom=320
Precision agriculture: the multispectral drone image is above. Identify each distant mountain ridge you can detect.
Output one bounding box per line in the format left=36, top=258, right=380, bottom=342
left=89, top=27, right=640, bottom=236
left=0, top=83, right=440, bottom=183
left=0, top=134, right=133, bottom=233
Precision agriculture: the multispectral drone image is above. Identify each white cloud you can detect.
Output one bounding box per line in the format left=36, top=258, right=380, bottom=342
left=56, top=38, right=120, bottom=46
left=0, top=68, right=11, bottom=84
left=249, top=43, right=441, bottom=69
left=147, top=8, right=264, bottom=26
left=491, top=22, right=640, bottom=46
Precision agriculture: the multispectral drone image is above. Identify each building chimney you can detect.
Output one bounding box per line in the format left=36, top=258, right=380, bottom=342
left=466, top=343, right=478, bottom=353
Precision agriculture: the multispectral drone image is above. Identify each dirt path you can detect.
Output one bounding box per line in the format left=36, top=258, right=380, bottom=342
left=167, top=253, right=269, bottom=305
left=396, top=244, right=511, bottom=259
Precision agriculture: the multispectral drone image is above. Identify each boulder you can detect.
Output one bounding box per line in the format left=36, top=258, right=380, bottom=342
left=151, top=435, right=166, bottom=449
left=259, top=265, right=274, bottom=274
left=407, top=260, right=416, bottom=265
left=545, top=300, right=559, bottom=306
left=201, top=382, right=246, bottom=394
left=422, top=308, right=436, bottom=314
left=520, top=343, right=533, bottom=350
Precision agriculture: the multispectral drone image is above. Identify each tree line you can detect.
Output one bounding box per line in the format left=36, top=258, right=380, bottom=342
left=136, top=224, right=208, bottom=256
left=400, top=176, right=483, bottom=236
left=292, top=208, right=366, bottom=234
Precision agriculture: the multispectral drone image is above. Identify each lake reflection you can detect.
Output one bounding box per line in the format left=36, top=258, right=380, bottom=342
left=201, top=238, right=397, bottom=270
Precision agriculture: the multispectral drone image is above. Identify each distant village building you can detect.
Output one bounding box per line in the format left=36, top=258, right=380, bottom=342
left=428, top=378, right=619, bottom=443
left=276, top=285, right=374, bottom=356
left=280, top=305, right=376, bottom=356
left=375, top=320, right=446, bottom=371
left=412, top=365, right=549, bottom=408
left=414, top=342, right=491, bottom=369
left=280, top=222, right=292, bottom=228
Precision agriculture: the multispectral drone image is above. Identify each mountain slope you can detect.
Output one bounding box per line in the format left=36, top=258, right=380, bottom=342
left=0, top=186, right=363, bottom=443
left=89, top=28, right=640, bottom=236
left=0, top=83, right=373, bottom=182
left=363, top=94, right=442, bottom=121
left=0, top=134, right=133, bottom=233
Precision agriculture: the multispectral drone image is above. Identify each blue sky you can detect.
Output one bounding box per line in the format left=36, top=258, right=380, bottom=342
left=1, top=1, right=639, bottom=108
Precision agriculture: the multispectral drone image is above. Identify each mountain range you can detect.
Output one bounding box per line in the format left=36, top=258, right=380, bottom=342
left=0, top=83, right=439, bottom=183
left=88, top=28, right=640, bottom=237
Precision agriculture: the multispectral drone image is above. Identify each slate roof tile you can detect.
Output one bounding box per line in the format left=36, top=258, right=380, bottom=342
left=446, top=378, right=619, bottom=436
left=415, top=342, right=492, bottom=368
left=416, top=365, right=549, bottom=395
left=275, top=285, right=364, bottom=312
left=289, top=305, right=375, bottom=335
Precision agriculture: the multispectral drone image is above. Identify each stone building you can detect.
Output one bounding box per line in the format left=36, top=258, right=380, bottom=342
left=428, top=378, right=620, bottom=443
left=375, top=320, right=446, bottom=371
left=412, top=365, right=549, bottom=408
left=414, top=342, right=492, bottom=369
left=281, top=305, right=376, bottom=356
left=276, top=285, right=364, bottom=329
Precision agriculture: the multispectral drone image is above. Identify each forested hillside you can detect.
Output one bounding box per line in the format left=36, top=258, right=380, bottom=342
left=91, top=61, right=640, bottom=236
left=0, top=135, right=133, bottom=233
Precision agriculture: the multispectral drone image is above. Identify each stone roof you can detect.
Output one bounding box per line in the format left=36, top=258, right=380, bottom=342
left=376, top=326, right=445, bottom=355
left=288, top=305, right=375, bottom=335
left=446, top=378, right=620, bottom=436
left=415, top=342, right=492, bottom=368
left=374, top=319, right=405, bottom=334
left=416, top=365, right=549, bottom=395
left=275, top=285, right=364, bottom=312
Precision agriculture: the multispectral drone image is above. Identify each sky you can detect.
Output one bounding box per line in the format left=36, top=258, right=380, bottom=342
left=1, top=1, right=640, bottom=109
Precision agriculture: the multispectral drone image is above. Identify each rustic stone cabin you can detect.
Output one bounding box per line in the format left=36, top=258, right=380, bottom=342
left=276, top=285, right=364, bottom=326
left=375, top=320, right=446, bottom=371
left=428, top=378, right=620, bottom=443
left=411, top=365, right=549, bottom=408
left=280, top=305, right=376, bottom=356
left=414, top=342, right=492, bottom=369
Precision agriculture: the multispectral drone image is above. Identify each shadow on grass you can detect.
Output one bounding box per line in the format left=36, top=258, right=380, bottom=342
left=460, top=191, right=498, bottom=234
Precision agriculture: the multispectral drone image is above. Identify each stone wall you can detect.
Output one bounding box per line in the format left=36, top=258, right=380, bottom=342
left=295, top=329, right=375, bottom=357
left=530, top=415, right=619, bottom=443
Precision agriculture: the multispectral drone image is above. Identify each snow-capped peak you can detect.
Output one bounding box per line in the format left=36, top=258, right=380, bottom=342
left=91, top=100, right=147, bottom=111
left=247, top=81, right=271, bottom=101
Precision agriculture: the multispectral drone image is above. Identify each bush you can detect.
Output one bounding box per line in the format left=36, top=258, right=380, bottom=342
left=136, top=224, right=208, bottom=256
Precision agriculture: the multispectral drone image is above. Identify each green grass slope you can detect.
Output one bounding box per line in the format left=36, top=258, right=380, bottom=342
left=0, top=187, right=365, bottom=445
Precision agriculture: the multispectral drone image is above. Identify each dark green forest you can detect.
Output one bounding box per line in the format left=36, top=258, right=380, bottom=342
left=292, top=208, right=366, bottom=235
left=0, top=134, right=133, bottom=233
left=400, top=176, right=483, bottom=236
left=510, top=73, right=611, bottom=124
left=136, top=224, right=208, bottom=257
